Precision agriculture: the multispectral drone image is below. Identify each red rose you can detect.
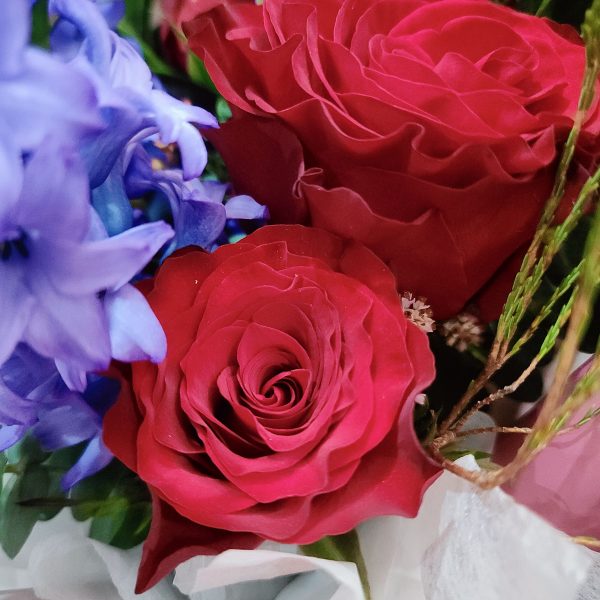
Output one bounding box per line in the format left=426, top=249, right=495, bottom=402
left=104, top=225, right=439, bottom=591
left=184, top=0, right=600, bottom=319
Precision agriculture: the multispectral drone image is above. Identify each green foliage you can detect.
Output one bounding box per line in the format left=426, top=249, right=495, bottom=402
left=216, top=97, right=232, bottom=123
left=493, top=14, right=600, bottom=369
left=0, top=439, right=72, bottom=558
left=204, top=149, right=229, bottom=182
left=442, top=449, right=492, bottom=462
left=534, top=0, right=554, bottom=16
left=31, top=0, right=50, bottom=48
left=124, top=0, right=152, bottom=45
left=583, top=0, right=600, bottom=54
left=301, top=530, right=371, bottom=600
left=0, top=438, right=151, bottom=558
left=69, top=460, right=151, bottom=549
left=494, top=213, right=597, bottom=396
left=515, top=0, right=594, bottom=26
left=187, top=53, right=218, bottom=93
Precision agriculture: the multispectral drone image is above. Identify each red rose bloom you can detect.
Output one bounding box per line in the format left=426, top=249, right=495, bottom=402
left=104, top=225, right=439, bottom=591
left=184, top=0, right=600, bottom=319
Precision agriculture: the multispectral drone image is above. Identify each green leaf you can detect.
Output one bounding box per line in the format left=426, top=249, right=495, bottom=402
left=216, top=97, right=232, bottom=123
left=535, top=0, right=554, bottom=16
left=89, top=501, right=129, bottom=545
left=187, top=53, right=218, bottom=93
left=301, top=530, right=372, bottom=600
left=123, top=0, right=151, bottom=44
left=0, top=440, right=93, bottom=557
left=69, top=460, right=152, bottom=548
left=4, top=436, right=47, bottom=467
left=69, top=460, right=125, bottom=520
left=118, top=19, right=179, bottom=78
left=0, top=476, right=36, bottom=558
left=31, top=0, right=50, bottom=48
left=89, top=500, right=151, bottom=548
left=0, top=453, right=7, bottom=496
left=0, top=463, right=56, bottom=558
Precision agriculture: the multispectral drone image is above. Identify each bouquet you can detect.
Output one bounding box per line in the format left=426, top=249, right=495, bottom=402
left=1, top=0, right=599, bottom=598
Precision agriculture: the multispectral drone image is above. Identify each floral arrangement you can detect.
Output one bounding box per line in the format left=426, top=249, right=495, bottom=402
left=1, top=0, right=599, bottom=598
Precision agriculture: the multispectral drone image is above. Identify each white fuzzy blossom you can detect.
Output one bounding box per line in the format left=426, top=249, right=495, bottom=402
left=401, top=292, right=435, bottom=333
left=439, top=312, right=484, bottom=351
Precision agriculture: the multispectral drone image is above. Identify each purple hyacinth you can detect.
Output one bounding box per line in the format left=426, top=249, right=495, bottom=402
left=0, top=0, right=177, bottom=379
left=0, top=137, right=173, bottom=375
left=126, top=144, right=269, bottom=251
left=49, top=0, right=217, bottom=178
left=0, top=0, right=266, bottom=490
left=0, top=345, right=118, bottom=489
left=47, top=0, right=220, bottom=241
left=1, top=0, right=103, bottom=153
left=47, top=0, right=268, bottom=251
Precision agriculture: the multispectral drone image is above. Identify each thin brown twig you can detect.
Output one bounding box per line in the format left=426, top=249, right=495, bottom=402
left=452, top=357, right=544, bottom=433
left=469, top=212, right=600, bottom=488
left=437, top=365, right=497, bottom=435
left=441, top=48, right=600, bottom=437
left=452, top=426, right=533, bottom=439
left=439, top=173, right=597, bottom=438
left=572, top=536, right=600, bottom=549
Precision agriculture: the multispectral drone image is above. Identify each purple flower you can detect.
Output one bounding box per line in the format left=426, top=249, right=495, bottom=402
left=1, top=0, right=103, bottom=153
left=96, top=0, right=125, bottom=28
left=125, top=145, right=269, bottom=251
left=47, top=0, right=219, bottom=241
left=0, top=345, right=118, bottom=489
left=49, top=0, right=217, bottom=179
left=0, top=0, right=175, bottom=394
left=0, top=138, right=173, bottom=373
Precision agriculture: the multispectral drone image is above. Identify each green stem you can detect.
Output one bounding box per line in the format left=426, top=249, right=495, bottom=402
left=535, top=0, right=553, bottom=16
left=300, top=531, right=372, bottom=600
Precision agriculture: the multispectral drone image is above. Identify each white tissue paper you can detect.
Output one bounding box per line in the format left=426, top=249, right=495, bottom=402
left=173, top=456, right=595, bottom=600
left=0, top=456, right=596, bottom=600
left=420, top=458, right=592, bottom=600
left=173, top=546, right=363, bottom=600
left=0, top=511, right=182, bottom=600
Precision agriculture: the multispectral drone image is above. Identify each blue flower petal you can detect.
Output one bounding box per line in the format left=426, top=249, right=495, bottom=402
left=33, top=399, right=99, bottom=451
left=0, top=265, right=33, bottom=366
left=0, top=425, right=27, bottom=452
left=61, top=434, right=113, bottom=490
left=97, top=0, right=125, bottom=29
left=49, top=0, right=113, bottom=75
left=91, top=158, right=134, bottom=236
left=44, top=221, right=174, bottom=295
left=0, top=378, right=36, bottom=427
left=225, top=195, right=270, bottom=220
left=105, top=284, right=167, bottom=363
left=0, top=0, right=29, bottom=77
left=176, top=198, right=227, bottom=250
left=0, top=49, right=104, bottom=153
